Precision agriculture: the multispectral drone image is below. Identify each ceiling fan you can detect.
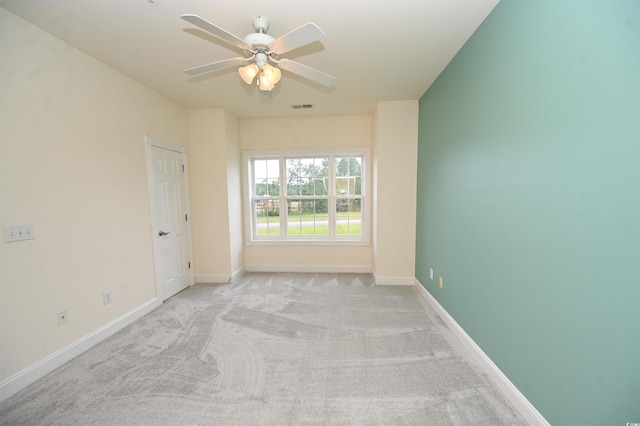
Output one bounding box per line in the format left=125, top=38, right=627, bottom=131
left=180, top=14, right=336, bottom=91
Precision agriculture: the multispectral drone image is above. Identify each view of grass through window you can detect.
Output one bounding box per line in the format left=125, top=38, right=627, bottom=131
left=252, top=155, right=363, bottom=239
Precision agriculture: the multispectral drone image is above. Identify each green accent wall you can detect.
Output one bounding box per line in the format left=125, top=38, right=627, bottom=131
left=415, top=1, right=639, bottom=425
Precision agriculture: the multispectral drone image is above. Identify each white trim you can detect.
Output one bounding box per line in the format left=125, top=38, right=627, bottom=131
left=413, top=279, right=550, bottom=426
left=194, top=267, right=245, bottom=284
left=247, top=239, right=370, bottom=247
left=195, top=274, right=232, bottom=284
left=180, top=152, right=195, bottom=287
left=374, top=275, right=415, bottom=286
left=231, top=266, right=246, bottom=283
left=143, top=135, right=186, bottom=153
left=0, top=298, right=161, bottom=403
left=245, top=264, right=372, bottom=274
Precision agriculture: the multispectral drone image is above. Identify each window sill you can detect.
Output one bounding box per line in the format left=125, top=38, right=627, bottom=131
left=247, top=238, right=370, bottom=247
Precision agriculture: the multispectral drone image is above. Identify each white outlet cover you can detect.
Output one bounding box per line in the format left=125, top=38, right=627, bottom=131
left=57, top=310, right=68, bottom=325
left=4, top=224, right=35, bottom=242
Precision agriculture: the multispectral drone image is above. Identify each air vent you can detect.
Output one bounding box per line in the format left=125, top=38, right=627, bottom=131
left=291, top=104, right=314, bottom=110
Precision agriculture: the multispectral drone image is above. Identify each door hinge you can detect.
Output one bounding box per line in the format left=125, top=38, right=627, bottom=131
left=188, top=261, right=191, bottom=269
left=185, top=214, right=188, bottom=221
left=182, top=164, right=185, bottom=172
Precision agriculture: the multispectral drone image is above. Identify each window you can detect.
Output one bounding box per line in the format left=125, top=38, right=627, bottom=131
left=245, top=149, right=370, bottom=245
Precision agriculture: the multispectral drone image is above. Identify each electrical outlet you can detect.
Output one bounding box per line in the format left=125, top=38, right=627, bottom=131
left=439, top=277, right=443, bottom=289
left=4, top=224, right=35, bottom=242
left=430, top=268, right=434, bottom=280
left=103, top=291, right=112, bottom=305
left=57, top=310, right=68, bottom=326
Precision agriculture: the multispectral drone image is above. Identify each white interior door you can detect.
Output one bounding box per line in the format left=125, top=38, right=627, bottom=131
left=149, top=143, right=190, bottom=301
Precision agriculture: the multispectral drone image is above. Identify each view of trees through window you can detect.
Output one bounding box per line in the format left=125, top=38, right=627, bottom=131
left=251, top=154, right=364, bottom=239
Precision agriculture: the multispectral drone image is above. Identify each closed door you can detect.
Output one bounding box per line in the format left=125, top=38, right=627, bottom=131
left=150, top=145, right=189, bottom=301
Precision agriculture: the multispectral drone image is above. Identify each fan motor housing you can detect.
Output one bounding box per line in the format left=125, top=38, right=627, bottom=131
left=244, top=32, right=274, bottom=48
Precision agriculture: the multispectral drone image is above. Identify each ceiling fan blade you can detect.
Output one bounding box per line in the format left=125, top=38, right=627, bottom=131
left=185, top=57, right=249, bottom=76
left=181, top=14, right=251, bottom=51
left=277, top=59, right=336, bottom=87
left=269, top=22, right=325, bottom=55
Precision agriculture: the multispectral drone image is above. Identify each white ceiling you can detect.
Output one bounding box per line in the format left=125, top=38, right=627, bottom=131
left=0, top=0, right=499, bottom=119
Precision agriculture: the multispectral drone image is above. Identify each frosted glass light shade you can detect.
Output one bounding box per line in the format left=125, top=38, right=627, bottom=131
left=259, top=72, right=275, bottom=91
left=239, top=64, right=259, bottom=84
left=262, top=64, right=281, bottom=85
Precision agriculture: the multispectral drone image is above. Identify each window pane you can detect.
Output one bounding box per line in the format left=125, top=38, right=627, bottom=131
left=335, top=157, right=362, bottom=195
left=287, top=157, right=328, bottom=196
left=255, top=199, right=280, bottom=236
left=254, top=159, right=280, bottom=196
left=315, top=158, right=329, bottom=195
left=314, top=177, right=328, bottom=196
left=336, top=198, right=362, bottom=236
left=286, top=159, right=302, bottom=196
left=287, top=199, right=329, bottom=236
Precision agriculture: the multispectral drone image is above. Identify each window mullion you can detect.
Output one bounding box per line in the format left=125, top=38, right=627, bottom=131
left=279, top=157, right=287, bottom=238
left=328, top=155, right=336, bottom=238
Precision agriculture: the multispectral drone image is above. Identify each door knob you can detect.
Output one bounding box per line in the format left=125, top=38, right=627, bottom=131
left=158, top=231, right=171, bottom=237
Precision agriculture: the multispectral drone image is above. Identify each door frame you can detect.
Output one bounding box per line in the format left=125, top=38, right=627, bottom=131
left=144, top=135, right=195, bottom=299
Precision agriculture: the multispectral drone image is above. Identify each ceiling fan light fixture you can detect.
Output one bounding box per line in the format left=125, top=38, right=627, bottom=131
left=258, top=72, right=275, bottom=91
left=181, top=14, right=336, bottom=90
left=239, top=63, right=259, bottom=84
left=262, top=63, right=281, bottom=85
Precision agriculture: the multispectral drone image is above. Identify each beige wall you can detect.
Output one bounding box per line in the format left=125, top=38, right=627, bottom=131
left=187, top=109, right=238, bottom=281
left=225, top=112, right=245, bottom=277
left=240, top=115, right=374, bottom=271
left=241, top=115, right=372, bottom=151
left=0, top=9, right=188, bottom=381
left=373, top=101, right=419, bottom=283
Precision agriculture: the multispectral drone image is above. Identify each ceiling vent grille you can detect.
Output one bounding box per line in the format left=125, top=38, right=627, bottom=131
left=291, top=104, right=314, bottom=110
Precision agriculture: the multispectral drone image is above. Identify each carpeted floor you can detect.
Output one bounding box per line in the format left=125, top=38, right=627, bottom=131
left=0, top=272, right=526, bottom=425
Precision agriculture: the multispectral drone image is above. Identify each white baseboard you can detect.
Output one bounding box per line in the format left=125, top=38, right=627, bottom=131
left=244, top=264, right=372, bottom=274
left=197, top=265, right=371, bottom=282
left=196, top=274, right=232, bottom=284
left=373, top=273, right=415, bottom=286
left=413, top=279, right=549, bottom=426
left=231, top=266, right=245, bottom=283
left=0, top=298, right=161, bottom=403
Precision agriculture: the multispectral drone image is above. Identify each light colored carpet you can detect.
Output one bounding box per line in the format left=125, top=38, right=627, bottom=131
left=0, top=272, right=526, bottom=425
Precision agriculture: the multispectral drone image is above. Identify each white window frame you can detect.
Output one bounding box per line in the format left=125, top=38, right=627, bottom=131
left=243, top=148, right=371, bottom=246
